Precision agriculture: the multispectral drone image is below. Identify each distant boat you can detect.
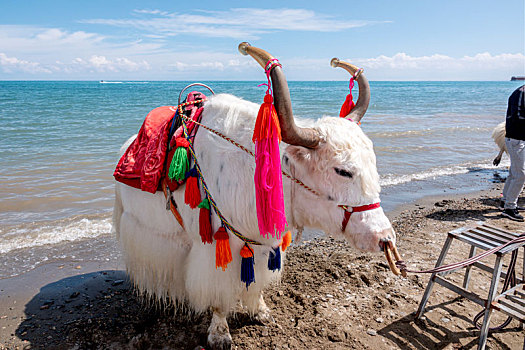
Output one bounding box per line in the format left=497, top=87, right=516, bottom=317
left=510, top=76, right=525, bottom=81
left=99, top=80, right=123, bottom=84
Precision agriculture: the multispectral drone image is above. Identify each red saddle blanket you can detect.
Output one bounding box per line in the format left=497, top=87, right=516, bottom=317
left=114, top=92, right=205, bottom=193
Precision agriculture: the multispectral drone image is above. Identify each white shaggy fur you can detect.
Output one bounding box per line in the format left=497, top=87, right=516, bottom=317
left=113, top=93, right=395, bottom=348
left=492, top=121, right=507, bottom=166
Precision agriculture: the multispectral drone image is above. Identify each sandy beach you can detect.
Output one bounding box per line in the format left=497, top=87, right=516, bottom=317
left=1, top=183, right=524, bottom=350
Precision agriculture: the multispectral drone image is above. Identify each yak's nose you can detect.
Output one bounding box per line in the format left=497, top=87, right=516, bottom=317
left=378, top=229, right=396, bottom=251
left=379, top=235, right=406, bottom=277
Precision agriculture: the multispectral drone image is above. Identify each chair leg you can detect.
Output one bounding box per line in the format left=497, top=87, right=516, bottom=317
left=478, top=254, right=504, bottom=350
left=416, top=234, right=454, bottom=319
left=520, top=247, right=525, bottom=330
left=522, top=247, right=524, bottom=285
left=463, top=245, right=477, bottom=289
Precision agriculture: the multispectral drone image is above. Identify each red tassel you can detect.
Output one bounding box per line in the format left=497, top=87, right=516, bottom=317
left=214, top=227, right=232, bottom=271
left=280, top=231, right=292, bottom=252
left=340, top=77, right=356, bottom=119
left=198, top=199, right=212, bottom=244
left=184, top=168, right=201, bottom=209
left=253, top=94, right=281, bottom=142
left=339, top=93, right=355, bottom=118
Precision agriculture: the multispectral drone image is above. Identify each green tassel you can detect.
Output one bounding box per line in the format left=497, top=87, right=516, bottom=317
left=168, top=146, right=189, bottom=181
left=198, top=198, right=210, bottom=210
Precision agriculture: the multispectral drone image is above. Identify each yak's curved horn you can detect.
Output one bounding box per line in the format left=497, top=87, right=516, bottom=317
left=239, top=42, right=320, bottom=148
left=331, top=58, right=370, bottom=123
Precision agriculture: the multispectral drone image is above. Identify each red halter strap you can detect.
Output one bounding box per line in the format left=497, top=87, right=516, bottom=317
left=340, top=203, right=381, bottom=232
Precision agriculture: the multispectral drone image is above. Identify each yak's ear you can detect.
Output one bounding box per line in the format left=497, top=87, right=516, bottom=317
left=285, top=145, right=312, bottom=163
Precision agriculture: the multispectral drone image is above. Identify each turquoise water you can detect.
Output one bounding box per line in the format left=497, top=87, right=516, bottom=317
left=0, top=80, right=522, bottom=277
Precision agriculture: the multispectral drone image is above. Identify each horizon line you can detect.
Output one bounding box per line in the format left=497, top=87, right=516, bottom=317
left=0, top=79, right=522, bottom=82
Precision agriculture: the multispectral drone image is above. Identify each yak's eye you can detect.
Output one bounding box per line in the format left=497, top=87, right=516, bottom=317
left=334, top=167, right=353, bottom=179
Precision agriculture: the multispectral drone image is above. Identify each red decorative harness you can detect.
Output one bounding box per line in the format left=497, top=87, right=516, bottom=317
left=340, top=203, right=381, bottom=232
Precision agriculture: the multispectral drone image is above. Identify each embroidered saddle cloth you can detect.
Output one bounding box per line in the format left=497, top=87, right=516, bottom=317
left=113, top=91, right=206, bottom=193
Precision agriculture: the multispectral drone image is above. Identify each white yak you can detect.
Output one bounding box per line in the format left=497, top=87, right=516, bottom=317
left=112, top=43, right=398, bottom=349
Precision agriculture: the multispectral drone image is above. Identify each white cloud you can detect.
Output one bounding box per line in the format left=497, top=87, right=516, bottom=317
left=0, top=51, right=150, bottom=75
left=1, top=22, right=522, bottom=80
left=82, top=8, right=383, bottom=39
left=344, top=52, right=525, bottom=80
left=68, top=55, right=151, bottom=73
left=133, top=9, right=170, bottom=16
left=0, top=53, right=51, bottom=73
left=34, top=28, right=101, bottom=43
left=351, top=52, right=525, bottom=70
left=168, top=58, right=254, bottom=72
left=0, top=25, right=163, bottom=58
left=0, top=26, right=105, bottom=53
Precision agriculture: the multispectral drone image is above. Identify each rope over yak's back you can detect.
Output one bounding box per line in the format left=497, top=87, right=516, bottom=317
left=112, top=42, right=397, bottom=349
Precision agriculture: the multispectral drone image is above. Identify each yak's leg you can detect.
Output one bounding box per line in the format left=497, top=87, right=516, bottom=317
left=241, top=287, right=274, bottom=324
left=493, top=149, right=504, bottom=166
left=254, top=292, right=274, bottom=324
left=208, top=307, right=232, bottom=350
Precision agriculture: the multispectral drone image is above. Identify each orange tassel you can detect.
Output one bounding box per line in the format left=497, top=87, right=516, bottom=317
left=252, top=94, right=281, bottom=142
left=184, top=169, right=201, bottom=209
left=281, top=231, right=292, bottom=252
left=198, top=199, right=212, bottom=244
left=214, top=227, right=232, bottom=271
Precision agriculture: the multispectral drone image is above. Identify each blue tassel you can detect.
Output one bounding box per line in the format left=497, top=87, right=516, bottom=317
left=267, top=247, right=281, bottom=272
left=240, top=244, right=255, bottom=289
left=186, top=166, right=199, bottom=178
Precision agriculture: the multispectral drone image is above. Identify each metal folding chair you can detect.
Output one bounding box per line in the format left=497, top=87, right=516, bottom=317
left=415, top=222, right=525, bottom=350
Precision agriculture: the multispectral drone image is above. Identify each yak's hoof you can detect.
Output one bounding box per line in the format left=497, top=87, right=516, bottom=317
left=207, top=332, right=232, bottom=350
left=255, top=307, right=275, bottom=325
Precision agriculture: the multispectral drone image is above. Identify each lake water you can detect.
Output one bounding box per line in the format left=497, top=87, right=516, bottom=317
left=0, top=80, right=522, bottom=278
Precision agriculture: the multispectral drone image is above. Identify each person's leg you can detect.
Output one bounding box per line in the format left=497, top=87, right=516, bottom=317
left=501, top=139, right=514, bottom=204
left=504, top=138, right=525, bottom=209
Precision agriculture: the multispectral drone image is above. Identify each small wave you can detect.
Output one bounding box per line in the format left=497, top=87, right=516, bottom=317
left=370, top=126, right=494, bottom=139
left=0, top=216, right=112, bottom=254
left=380, top=159, right=510, bottom=187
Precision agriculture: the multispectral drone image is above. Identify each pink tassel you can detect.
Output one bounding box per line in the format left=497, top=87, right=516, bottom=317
left=253, top=136, right=286, bottom=239
left=252, top=60, right=288, bottom=239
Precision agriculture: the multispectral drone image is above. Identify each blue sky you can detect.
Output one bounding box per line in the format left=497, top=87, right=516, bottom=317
left=0, top=0, right=523, bottom=80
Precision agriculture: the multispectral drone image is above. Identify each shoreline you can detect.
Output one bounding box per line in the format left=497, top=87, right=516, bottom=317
left=1, top=183, right=524, bottom=349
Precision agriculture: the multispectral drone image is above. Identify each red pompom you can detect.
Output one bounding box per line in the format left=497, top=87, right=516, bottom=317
left=175, top=137, right=189, bottom=148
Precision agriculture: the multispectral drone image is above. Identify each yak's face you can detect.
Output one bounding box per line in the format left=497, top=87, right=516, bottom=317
left=282, top=117, right=394, bottom=252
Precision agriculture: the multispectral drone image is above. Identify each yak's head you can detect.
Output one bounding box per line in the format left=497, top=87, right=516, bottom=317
left=240, top=43, right=396, bottom=256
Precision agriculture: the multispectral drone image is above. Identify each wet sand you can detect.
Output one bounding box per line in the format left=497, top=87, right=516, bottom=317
left=1, top=183, right=524, bottom=349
